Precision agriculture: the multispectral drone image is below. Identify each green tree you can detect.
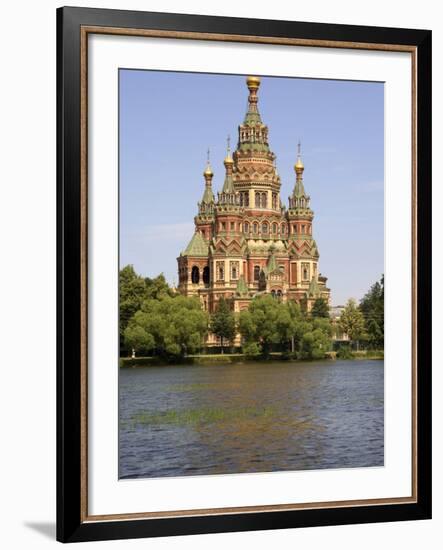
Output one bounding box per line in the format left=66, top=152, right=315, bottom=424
left=360, top=275, right=384, bottom=349
left=298, top=317, right=332, bottom=359
left=124, top=295, right=208, bottom=358
left=210, top=297, right=236, bottom=352
left=339, top=298, right=367, bottom=350
left=311, top=297, right=330, bottom=318
left=238, top=295, right=293, bottom=356
left=286, top=300, right=304, bottom=353
left=299, top=328, right=331, bottom=360
left=119, top=265, right=147, bottom=353
left=145, top=273, right=175, bottom=300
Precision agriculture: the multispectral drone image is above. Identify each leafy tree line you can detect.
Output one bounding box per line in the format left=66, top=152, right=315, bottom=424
left=338, top=275, right=384, bottom=351
left=119, top=265, right=176, bottom=354
left=237, top=296, right=331, bottom=359
left=121, top=264, right=334, bottom=360
left=120, top=265, right=383, bottom=360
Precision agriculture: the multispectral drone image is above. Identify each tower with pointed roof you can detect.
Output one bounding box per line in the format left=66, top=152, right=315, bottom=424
left=177, top=76, right=330, bottom=328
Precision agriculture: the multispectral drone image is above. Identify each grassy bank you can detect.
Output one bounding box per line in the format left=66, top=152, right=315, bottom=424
left=120, top=350, right=383, bottom=367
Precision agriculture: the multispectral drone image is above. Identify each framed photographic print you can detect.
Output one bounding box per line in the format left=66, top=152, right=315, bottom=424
left=57, top=6, right=432, bottom=543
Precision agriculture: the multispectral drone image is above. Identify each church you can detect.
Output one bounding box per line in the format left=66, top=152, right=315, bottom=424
left=177, top=76, right=330, bottom=316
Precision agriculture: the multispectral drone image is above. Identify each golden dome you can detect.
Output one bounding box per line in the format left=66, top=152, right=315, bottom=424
left=295, top=157, right=304, bottom=171
left=246, top=75, right=261, bottom=90
left=224, top=154, right=234, bottom=166
left=203, top=163, right=213, bottom=177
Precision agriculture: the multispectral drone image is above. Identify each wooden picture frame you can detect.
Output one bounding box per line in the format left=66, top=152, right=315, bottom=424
left=57, top=6, right=432, bottom=543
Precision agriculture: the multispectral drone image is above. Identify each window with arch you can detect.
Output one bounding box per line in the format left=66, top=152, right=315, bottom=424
left=281, top=224, right=286, bottom=235
left=262, top=222, right=268, bottom=234
left=203, top=266, right=210, bottom=285
left=272, top=222, right=278, bottom=234
left=302, top=262, right=310, bottom=281
left=216, top=261, right=225, bottom=281
left=240, top=191, right=249, bottom=207
left=230, top=261, right=239, bottom=280
left=191, top=266, right=200, bottom=284
left=253, top=222, right=259, bottom=234
left=261, top=192, right=267, bottom=208
left=272, top=192, right=278, bottom=209
left=255, top=192, right=260, bottom=208
left=254, top=265, right=260, bottom=281
left=244, top=222, right=250, bottom=234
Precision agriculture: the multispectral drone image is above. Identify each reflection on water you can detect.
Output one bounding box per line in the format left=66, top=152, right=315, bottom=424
left=119, top=360, right=384, bottom=479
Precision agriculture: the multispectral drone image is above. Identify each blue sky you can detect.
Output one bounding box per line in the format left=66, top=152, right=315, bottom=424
left=119, top=70, right=384, bottom=305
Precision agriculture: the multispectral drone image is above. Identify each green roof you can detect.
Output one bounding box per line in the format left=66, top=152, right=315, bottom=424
left=243, top=111, right=263, bottom=125
left=201, top=185, right=214, bottom=204
left=293, top=178, right=306, bottom=198
left=236, top=276, right=249, bottom=296
left=182, top=231, right=209, bottom=257
left=222, top=174, right=235, bottom=193
left=238, top=142, right=269, bottom=153
left=308, top=276, right=321, bottom=298
left=263, top=245, right=280, bottom=275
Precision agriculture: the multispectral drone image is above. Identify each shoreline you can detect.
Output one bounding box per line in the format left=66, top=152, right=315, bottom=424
left=120, top=351, right=384, bottom=368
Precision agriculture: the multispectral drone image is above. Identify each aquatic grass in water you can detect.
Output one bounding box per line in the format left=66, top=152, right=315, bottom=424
left=130, top=406, right=277, bottom=427
left=168, top=382, right=241, bottom=392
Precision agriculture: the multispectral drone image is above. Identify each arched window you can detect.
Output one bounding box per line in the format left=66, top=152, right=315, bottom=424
left=231, top=261, right=239, bottom=280
left=217, top=262, right=225, bottom=281
left=191, top=266, right=200, bottom=284
left=254, top=266, right=260, bottom=281
left=272, top=223, right=278, bottom=234
left=281, top=223, right=286, bottom=235
left=262, top=222, right=268, bottom=234
left=272, top=192, right=277, bottom=209
left=253, top=222, right=258, bottom=234
left=203, top=266, right=210, bottom=285
left=261, top=192, right=267, bottom=208
left=255, top=192, right=260, bottom=208
left=244, top=222, right=249, bottom=234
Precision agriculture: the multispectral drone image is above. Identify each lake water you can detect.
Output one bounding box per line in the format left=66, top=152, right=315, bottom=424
left=119, top=360, right=384, bottom=479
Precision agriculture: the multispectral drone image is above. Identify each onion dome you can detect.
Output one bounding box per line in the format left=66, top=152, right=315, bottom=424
left=246, top=76, right=261, bottom=90
left=294, top=141, right=304, bottom=175
left=203, top=163, right=213, bottom=177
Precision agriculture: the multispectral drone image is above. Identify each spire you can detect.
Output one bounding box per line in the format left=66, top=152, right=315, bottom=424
left=236, top=275, right=249, bottom=297
left=295, top=141, right=304, bottom=180
left=238, top=76, right=270, bottom=153
left=308, top=275, right=321, bottom=298
left=266, top=244, right=278, bottom=274
left=292, top=141, right=307, bottom=198
left=203, top=148, right=213, bottom=180
left=244, top=76, right=262, bottom=123
left=201, top=148, right=215, bottom=204
left=222, top=136, right=235, bottom=193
